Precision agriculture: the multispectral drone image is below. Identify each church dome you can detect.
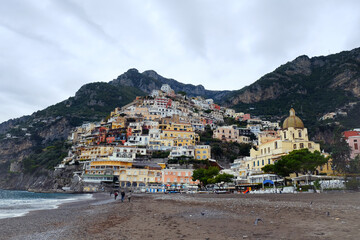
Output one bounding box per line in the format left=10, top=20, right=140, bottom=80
left=282, top=108, right=304, bottom=129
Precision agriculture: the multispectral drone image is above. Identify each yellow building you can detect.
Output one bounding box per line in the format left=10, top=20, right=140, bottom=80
left=111, top=116, right=126, bottom=129
left=160, top=123, right=199, bottom=146
left=77, top=146, right=114, bottom=161
left=85, top=159, right=133, bottom=175
left=248, top=108, right=321, bottom=172
left=83, top=159, right=163, bottom=187
left=148, top=139, right=174, bottom=150
left=194, top=145, right=211, bottom=160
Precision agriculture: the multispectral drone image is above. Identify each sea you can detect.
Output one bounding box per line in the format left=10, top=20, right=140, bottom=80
left=0, top=189, right=93, bottom=219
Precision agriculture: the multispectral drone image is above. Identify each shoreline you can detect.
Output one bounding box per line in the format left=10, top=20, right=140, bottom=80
left=1, top=192, right=359, bottom=239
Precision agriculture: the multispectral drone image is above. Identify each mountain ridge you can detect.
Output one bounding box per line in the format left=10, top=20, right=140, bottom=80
left=1, top=47, right=360, bottom=190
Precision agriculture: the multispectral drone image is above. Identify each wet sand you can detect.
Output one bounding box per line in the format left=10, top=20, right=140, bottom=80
left=1, top=192, right=360, bottom=240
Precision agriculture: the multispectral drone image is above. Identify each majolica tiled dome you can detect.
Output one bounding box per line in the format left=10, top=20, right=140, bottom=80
left=282, top=108, right=304, bottom=129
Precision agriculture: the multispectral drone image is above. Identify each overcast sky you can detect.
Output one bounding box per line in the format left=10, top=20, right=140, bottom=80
left=1, top=0, right=360, bottom=123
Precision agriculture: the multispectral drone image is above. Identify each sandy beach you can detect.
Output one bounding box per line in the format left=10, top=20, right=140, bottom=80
left=1, top=191, right=360, bottom=240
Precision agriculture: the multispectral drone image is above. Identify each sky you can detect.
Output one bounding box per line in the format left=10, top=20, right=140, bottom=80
left=1, top=0, right=360, bottom=123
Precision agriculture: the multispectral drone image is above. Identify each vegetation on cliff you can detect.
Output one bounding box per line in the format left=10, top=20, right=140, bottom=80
left=22, top=141, right=70, bottom=174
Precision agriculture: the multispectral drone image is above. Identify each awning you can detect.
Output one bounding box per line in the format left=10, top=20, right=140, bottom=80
left=263, top=180, right=274, bottom=185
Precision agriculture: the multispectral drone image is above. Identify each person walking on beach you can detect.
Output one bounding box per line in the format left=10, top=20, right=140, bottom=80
left=121, top=190, right=125, bottom=202
left=128, top=191, right=132, bottom=202
left=114, top=191, right=118, bottom=200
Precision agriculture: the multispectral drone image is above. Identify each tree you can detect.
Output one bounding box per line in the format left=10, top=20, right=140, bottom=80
left=262, top=149, right=329, bottom=178
left=211, top=173, right=234, bottom=184
left=330, top=130, right=351, bottom=173
left=348, top=155, right=360, bottom=174
left=192, top=166, right=219, bottom=188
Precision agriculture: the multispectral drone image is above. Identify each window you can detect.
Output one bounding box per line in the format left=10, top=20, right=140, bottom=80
left=275, top=142, right=278, bottom=149
left=262, top=160, right=264, bottom=165
left=300, top=143, right=304, bottom=148
left=284, top=131, right=287, bottom=139
left=268, top=147, right=270, bottom=153
left=257, top=161, right=259, bottom=166
left=298, top=130, right=302, bottom=138
left=293, top=144, right=297, bottom=149
left=355, top=143, right=358, bottom=150
left=308, top=143, right=312, bottom=148
left=268, top=159, right=271, bottom=164
left=253, top=162, right=255, bottom=167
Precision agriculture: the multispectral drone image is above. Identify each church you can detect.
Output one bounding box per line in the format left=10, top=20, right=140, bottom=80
left=247, top=108, right=321, bottom=173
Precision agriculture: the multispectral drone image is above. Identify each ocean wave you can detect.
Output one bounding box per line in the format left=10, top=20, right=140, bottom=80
left=0, top=190, right=93, bottom=219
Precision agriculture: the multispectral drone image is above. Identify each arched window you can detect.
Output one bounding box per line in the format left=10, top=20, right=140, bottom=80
left=298, top=130, right=302, bottom=138
left=293, top=144, right=297, bottom=149
left=300, top=143, right=304, bottom=148
left=284, top=131, right=287, bottom=139
left=275, top=142, right=278, bottom=149
left=308, top=143, right=312, bottom=148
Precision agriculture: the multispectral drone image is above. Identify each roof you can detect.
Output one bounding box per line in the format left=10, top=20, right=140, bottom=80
left=132, top=162, right=162, bottom=170
left=343, top=131, right=360, bottom=139
left=282, top=108, right=304, bottom=129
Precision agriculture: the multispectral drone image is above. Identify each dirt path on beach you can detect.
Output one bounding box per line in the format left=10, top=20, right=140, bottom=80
left=1, top=192, right=360, bottom=240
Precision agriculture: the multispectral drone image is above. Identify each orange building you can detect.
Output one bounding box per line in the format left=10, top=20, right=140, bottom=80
left=162, top=169, right=199, bottom=185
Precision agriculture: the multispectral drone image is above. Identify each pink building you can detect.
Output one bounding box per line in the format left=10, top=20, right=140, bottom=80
left=162, top=169, right=199, bottom=185
left=242, top=114, right=251, bottom=121
left=213, top=125, right=249, bottom=143
left=155, top=97, right=172, bottom=108
left=344, top=130, right=360, bottom=159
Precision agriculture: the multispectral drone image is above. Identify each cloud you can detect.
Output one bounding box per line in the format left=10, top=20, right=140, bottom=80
left=0, top=0, right=360, bottom=123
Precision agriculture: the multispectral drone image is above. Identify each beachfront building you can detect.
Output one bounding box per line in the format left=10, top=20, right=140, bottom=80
left=82, top=159, right=163, bottom=187
left=247, top=108, right=321, bottom=172
left=162, top=169, right=199, bottom=186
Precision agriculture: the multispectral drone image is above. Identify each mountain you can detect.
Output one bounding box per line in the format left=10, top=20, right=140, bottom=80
left=225, top=48, right=360, bottom=129
left=1, top=47, right=360, bottom=190
left=0, top=82, right=146, bottom=190
left=110, top=68, right=230, bottom=101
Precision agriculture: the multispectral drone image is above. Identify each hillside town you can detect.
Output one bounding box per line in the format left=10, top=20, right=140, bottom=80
left=56, top=84, right=359, bottom=193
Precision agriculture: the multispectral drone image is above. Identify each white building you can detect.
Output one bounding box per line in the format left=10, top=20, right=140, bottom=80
left=125, top=135, right=150, bottom=146
left=169, top=146, right=195, bottom=159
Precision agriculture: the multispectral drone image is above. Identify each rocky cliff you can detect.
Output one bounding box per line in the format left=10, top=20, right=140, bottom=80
left=110, top=68, right=231, bottom=101
left=226, top=48, right=360, bottom=106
